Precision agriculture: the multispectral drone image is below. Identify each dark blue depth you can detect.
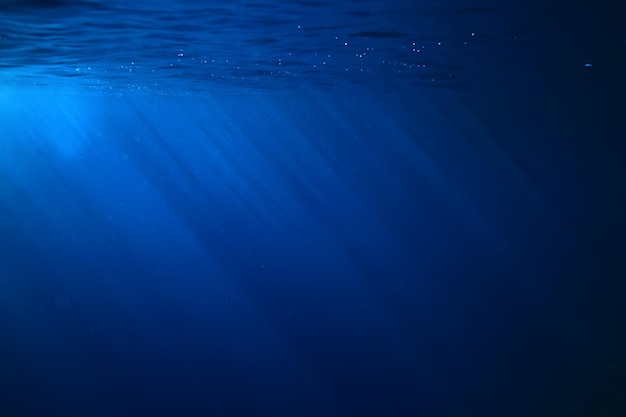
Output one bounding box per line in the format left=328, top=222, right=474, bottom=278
left=1, top=1, right=625, bottom=417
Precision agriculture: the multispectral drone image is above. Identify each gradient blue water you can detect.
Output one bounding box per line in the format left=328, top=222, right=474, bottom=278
left=1, top=1, right=626, bottom=416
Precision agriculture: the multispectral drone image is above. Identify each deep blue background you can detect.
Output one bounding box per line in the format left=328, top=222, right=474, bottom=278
left=1, top=1, right=625, bottom=416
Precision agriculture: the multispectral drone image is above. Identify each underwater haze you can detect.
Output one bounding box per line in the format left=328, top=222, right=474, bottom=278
left=1, top=1, right=626, bottom=416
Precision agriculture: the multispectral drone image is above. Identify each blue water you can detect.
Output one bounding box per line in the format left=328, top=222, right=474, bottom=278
left=1, top=1, right=626, bottom=416
left=0, top=0, right=521, bottom=92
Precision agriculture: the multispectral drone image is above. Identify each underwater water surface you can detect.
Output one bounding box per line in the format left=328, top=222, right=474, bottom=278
left=1, top=1, right=626, bottom=416
left=0, top=0, right=519, bottom=92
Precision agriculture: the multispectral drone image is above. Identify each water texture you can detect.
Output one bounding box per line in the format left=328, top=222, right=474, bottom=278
left=0, top=0, right=522, bottom=91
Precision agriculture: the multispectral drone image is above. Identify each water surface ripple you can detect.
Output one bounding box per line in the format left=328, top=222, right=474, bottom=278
left=0, top=0, right=518, bottom=92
